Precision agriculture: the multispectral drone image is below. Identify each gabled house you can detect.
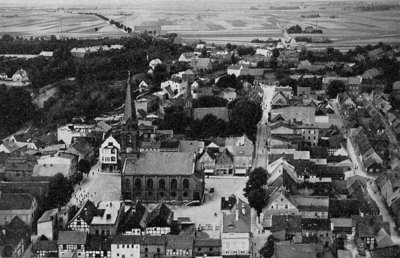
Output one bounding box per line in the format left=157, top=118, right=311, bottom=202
left=221, top=197, right=251, bottom=257
left=271, top=91, right=290, bottom=107
left=266, top=157, right=298, bottom=191
left=32, top=237, right=58, bottom=258
left=179, top=52, right=197, bottom=63
left=191, top=58, right=212, bottom=74
left=99, top=135, right=121, bottom=172
left=301, top=218, right=331, bottom=245
left=260, top=187, right=299, bottom=228
left=37, top=208, right=58, bottom=240
left=225, top=135, right=254, bottom=175
left=197, top=148, right=218, bottom=175
left=67, top=200, right=98, bottom=233
left=214, top=148, right=234, bottom=176
left=193, top=238, right=221, bottom=257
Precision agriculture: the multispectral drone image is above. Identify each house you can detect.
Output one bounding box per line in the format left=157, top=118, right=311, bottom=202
left=121, top=152, right=204, bottom=203
left=362, top=68, right=381, bottom=80
left=193, top=238, right=221, bottom=257
left=290, top=195, right=329, bottom=219
left=166, top=235, right=194, bottom=257
left=37, top=208, right=58, bottom=240
left=197, top=149, right=218, bottom=175
left=0, top=140, right=25, bottom=154
left=90, top=201, right=124, bottom=236
left=85, top=236, right=112, bottom=258
left=32, top=237, right=58, bottom=258
left=354, top=215, right=390, bottom=252
left=99, top=135, right=121, bottom=172
left=111, top=235, right=141, bottom=258
left=270, top=214, right=302, bottom=242
left=266, top=157, right=298, bottom=191
left=275, top=86, right=293, bottom=99
left=64, top=138, right=95, bottom=163
left=220, top=87, right=237, bottom=102
left=0, top=192, right=37, bottom=226
left=271, top=106, right=315, bottom=125
left=214, top=148, right=234, bottom=176
left=112, top=235, right=166, bottom=258
left=57, top=231, right=87, bottom=258
left=149, top=59, right=162, bottom=70
left=225, top=135, right=254, bottom=175
left=8, top=134, right=38, bottom=150
left=12, top=69, right=29, bottom=82
left=368, top=48, right=385, bottom=61
left=33, top=153, right=78, bottom=179
left=179, top=52, right=197, bottom=63
left=255, top=48, right=272, bottom=57
left=331, top=218, right=354, bottom=236
left=4, top=156, right=37, bottom=179
left=0, top=72, right=8, bottom=80
left=297, top=86, right=311, bottom=96
left=271, top=92, right=290, bottom=107
left=144, top=203, right=174, bottom=235
left=260, top=187, right=299, bottom=228
left=67, top=200, right=98, bottom=232
left=227, top=65, right=243, bottom=77
left=135, top=95, right=159, bottom=117
left=57, top=124, right=94, bottom=146
left=221, top=196, right=251, bottom=257
left=161, top=80, right=183, bottom=94
left=193, top=107, right=230, bottom=122
left=191, top=58, right=212, bottom=74
left=301, top=218, right=331, bottom=245
left=57, top=205, right=75, bottom=229
left=277, top=50, right=299, bottom=66
left=0, top=216, right=31, bottom=258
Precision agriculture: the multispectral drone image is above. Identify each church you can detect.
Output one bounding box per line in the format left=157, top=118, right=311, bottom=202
left=120, top=72, right=204, bottom=203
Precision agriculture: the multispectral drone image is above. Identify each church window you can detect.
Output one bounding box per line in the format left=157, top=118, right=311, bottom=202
left=171, top=179, right=177, bottom=190
left=147, top=179, right=154, bottom=189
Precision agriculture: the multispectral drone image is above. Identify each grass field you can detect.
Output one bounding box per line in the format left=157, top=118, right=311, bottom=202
left=0, top=0, right=399, bottom=46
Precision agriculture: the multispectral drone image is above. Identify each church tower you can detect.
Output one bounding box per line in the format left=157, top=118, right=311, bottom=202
left=120, top=71, right=139, bottom=165
left=184, top=73, right=193, bottom=118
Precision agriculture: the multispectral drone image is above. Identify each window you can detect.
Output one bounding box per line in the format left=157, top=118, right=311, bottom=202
left=63, top=245, right=66, bottom=250
left=171, top=179, right=178, bottom=190
left=159, top=179, right=166, bottom=189
left=145, top=248, right=148, bottom=252
left=111, top=157, right=116, bottom=162
left=135, top=178, right=142, bottom=189
left=285, top=204, right=288, bottom=209
left=157, top=248, right=160, bottom=253
left=171, top=191, right=177, bottom=198
left=122, top=245, right=125, bottom=248
left=183, top=179, right=189, bottom=189
left=147, top=179, right=154, bottom=189
left=183, top=191, right=188, bottom=198
left=77, top=221, right=81, bottom=226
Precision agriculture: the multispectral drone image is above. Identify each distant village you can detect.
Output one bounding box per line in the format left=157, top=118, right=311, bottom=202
left=1, top=31, right=400, bottom=258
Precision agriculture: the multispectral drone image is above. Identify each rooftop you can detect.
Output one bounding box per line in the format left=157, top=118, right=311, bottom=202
left=91, top=201, right=122, bottom=225
left=123, top=152, right=195, bottom=176
left=57, top=231, right=87, bottom=245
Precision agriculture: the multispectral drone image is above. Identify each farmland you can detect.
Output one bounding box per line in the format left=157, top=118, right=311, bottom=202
left=0, top=0, right=399, bottom=47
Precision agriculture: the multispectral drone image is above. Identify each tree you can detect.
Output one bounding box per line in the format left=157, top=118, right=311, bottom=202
left=78, top=159, right=91, bottom=175
left=216, top=74, right=242, bottom=90
left=194, top=95, right=228, bottom=108
left=259, top=235, right=276, bottom=258
left=243, top=167, right=269, bottom=215
left=326, top=80, right=346, bottom=98
left=46, top=173, right=74, bottom=209
left=229, top=98, right=262, bottom=139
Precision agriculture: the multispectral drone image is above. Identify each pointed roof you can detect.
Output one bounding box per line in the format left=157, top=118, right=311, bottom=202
left=123, top=72, right=136, bottom=124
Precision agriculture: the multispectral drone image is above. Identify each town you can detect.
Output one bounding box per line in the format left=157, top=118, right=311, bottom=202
left=0, top=6, right=400, bottom=258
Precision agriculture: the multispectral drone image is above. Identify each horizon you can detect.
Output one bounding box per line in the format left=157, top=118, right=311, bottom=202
left=2, top=0, right=399, bottom=7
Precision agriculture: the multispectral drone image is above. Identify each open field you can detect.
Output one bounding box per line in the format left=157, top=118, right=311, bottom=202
left=0, top=0, right=399, bottom=46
